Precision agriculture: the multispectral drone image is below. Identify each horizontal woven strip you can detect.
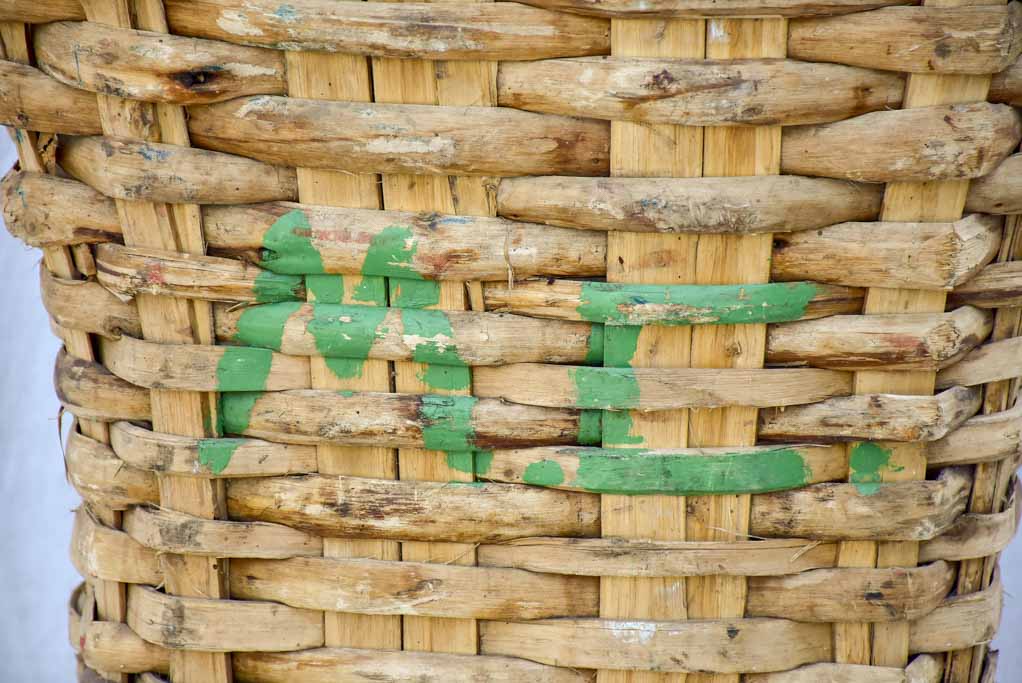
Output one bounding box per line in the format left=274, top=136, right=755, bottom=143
left=70, top=482, right=1016, bottom=579
left=64, top=429, right=973, bottom=541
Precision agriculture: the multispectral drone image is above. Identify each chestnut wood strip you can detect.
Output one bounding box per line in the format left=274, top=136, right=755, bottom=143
left=284, top=38, right=401, bottom=651
left=684, top=18, right=785, bottom=683
left=596, top=14, right=704, bottom=683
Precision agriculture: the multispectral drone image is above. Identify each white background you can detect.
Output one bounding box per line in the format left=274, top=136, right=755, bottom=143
left=0, top=135, right=1018, bottom=680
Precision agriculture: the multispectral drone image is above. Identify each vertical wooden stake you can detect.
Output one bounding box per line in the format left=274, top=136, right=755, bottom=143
left=684, top=18, right=785, bottom=683
left=371, top=0, right=496, bottom=656
left=284, top=50, right=402, bottom=651
left=598, top=17, right=704, bottom=683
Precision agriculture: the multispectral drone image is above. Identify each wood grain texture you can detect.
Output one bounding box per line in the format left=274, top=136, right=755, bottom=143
left=949, top=260, right=1022, bottom=309
left=497, top=57, right=904, bottom=125
left=965, top=152, right=1022, bottom=214
left=0, top=59, right=101, bottom=134
left=512, top=0, right=912, bottom=18
left=788, top=4, right=1022, bottom=74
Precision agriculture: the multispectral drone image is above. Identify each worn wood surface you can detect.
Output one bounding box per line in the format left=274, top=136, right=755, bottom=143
left=0, top=60, right=101, bottom=134
left=474, top=363, right=851, bottom=409
left=513, top=0, right=912, bottom=18
left=54, top=350, right=151, bottom=423
left=59, top=135, right=296, bottom=204
left=163, top=0, right=610, bottom=60
left=187, top=96, right=610, bottom=177
left=966, top=152, right=1022, bottom=214
left=227, top=474, right=600, bottom=542
left=771, top=214, right=1002, bottom=290
left=780, top=102, right=1021, bottom=182
left=788, top=5, right=1022, bottom=74
left=496, top=174, right=882, bottom=234
left=497, top=57, right=903, bottom=125
left=34, top=21, right=285, bottom=104
left=949, top=260, right=1022, bottom=308
left=935, top=335, right=1022, bottom=388
left=927, top=404, right=1022, bottom=467
left=758, top=386, right=981, bottom=442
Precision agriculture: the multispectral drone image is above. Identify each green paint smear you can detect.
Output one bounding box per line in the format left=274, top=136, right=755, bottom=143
left=220, top=392, right=263, bottom=434
left=602, top=411, right=643, bottom=446
left=305, top=274, right=344, bottom=304
left=523, top=459, right=566, bottom=488
left=576, top=281, right=819, bottom=326
left=259, top=209, right=325, bottom=274
left=849, top=442, right=902, bottom=496
left=402, top=308, right=471, bottom=390
left=585, top=325, right=605, bottom=366
left=446, top=450, right=493, bottom=476
left=353, top=276, right=388, bottom=306
left=419, top=394, right=478, bottom=452
left=578, top=410, right=603, bottom=445
left=253, top=269, right=304, bottom=303
left=215, top=346, right=274, bottom=392
left=603, top=325, right=642, bottom=368
left=196, top=438, right=244, bottom=475
left=234, top=302, right=303, bottom=351
left=565, top=447, right=813, bottom=495
left=391, top=279, right=441, bottom=309
left=361, top=224, right=422, bottom=279
left=570, top=367, right=641, bottom=409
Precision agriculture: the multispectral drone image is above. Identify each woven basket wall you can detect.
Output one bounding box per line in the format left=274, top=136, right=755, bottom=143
left=2, top=0, right=1022, bottom=681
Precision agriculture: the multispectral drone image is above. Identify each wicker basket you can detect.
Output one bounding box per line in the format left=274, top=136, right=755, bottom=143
left=2, top=0, right=1022, bottom=680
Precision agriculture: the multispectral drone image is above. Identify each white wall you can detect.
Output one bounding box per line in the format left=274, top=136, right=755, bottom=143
left=0, top=136, right=1018, bottom=680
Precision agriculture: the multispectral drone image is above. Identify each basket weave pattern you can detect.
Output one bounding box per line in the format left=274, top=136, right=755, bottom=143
left=2, top=0, right=1022, bottom=681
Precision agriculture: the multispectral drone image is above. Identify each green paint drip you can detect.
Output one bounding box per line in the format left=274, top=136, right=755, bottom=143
left=253, top=270, right=304, bottom=303
left=849, top=442, right=901, bottom=496
left=361, top=225, right=422, bottom=279
left=566, top=447, right=813, bottom=495
left=603, top=325, right=642, bottom=368
left=419, top=394, right=478, bottom=452
left=571, top=367, right=641, bottom=409
left=584, top=325, right=605, bottom=366
left=197, top=438, right=244, bottom=475
left=220, top=392, right=262, bottom=434
left=215, top=346, right=274, bottom=392
left=306, top=274, right=344, bottom=304
left=234, top=302, right=303, bottom=351
left=576, top=281, right=819, bottom=326
left=259, top=209, right=325, bottom=274
left=391, top=279, right=441, bottom=309
left=578, top=410, right=603, bottom=445
left=523, top=459, right=566, bottom=488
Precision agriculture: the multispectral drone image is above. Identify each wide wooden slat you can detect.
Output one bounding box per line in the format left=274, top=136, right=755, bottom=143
left=126, top=584, right=323, bottom=652
left=966, top=153, right=1022, bottom=214
left=71, top=507, right=162, bottom=585
left=34, top=21, right=285, bottom=105
left=0, top=60, right=101, bottom=134
left=935, top=335, right=1022, bottom=388
left=512, top=0, right=912, bottom=18
left=497, top=57, right=903, bottom=125
left=187, top=96, right=610, bottom=177
left=479, top=618, right=832, bottom=673
left=163, top=0, right=610, bottom=60
left=788, top=5, right=1022, bottom=74
left=39, top=267, right=141, bottom=339
left=474, top=363, right=851, bottom=409
left=949, top=260, right=1022, bottom=309
left=54, top=350, right=151, bottom=423
left=226, top=474, right=601, bottom=542
left=927, top=404, right=1022, bottom=467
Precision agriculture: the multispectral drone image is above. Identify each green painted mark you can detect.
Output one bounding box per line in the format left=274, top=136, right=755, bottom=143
left=849, top=442, right=901, bottom=496
left=304, top=304, right=389, bottom=377
left=571, top=367, right=641, bottom=409
left=578, top=410, right=602, bottom=445
left=419, top=394, right=478, bottom=452
left=576, top=281, right=819, bottom=326
left=603, top=325, right=642, bottom=368
left=306, top=274, right=344, bottom=304
left=220, top=392, right=263, bottom=434
left=234, top=302, right=303, bottom=351
left=401, top=308, right=471, bottom=390
left=253, top=270, right=304, bottom=303
left=196, top=438, right=244, bottom=475
left=215, top=346, right=274, bottom=392
left=391, top=279, right=441, bottom=309
left=602, top=411, right=643, bottom=446
left=361, top=225, right=422, bottom=279
left=584, top=325, right=605, bottom=366
left=523, top=459, right=566, bottom=488
left=353, top=276, right=388, bottom=306
left=446, top=450, right=493, bottom=476
left=564, top=447, right=813, bottom=495
left=259, top=209, right=325, bottom=274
